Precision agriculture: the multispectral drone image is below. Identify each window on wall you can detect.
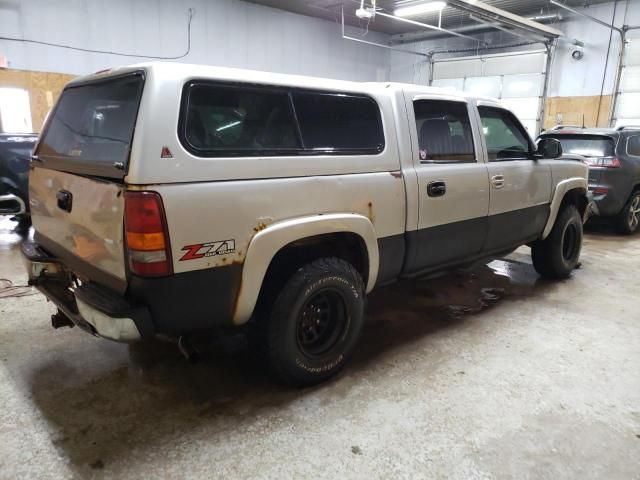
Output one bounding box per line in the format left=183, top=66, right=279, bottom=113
left=180, top=82, right=385, bottom=157
left=0, top=88, right=33, bottom=133
left=413, top=99, right=475, bottom=163
left=478, top=106, right=532, bottom=161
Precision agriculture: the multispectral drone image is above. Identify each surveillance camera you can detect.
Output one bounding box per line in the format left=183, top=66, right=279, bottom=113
left=571, top=48, right=584, bottom=61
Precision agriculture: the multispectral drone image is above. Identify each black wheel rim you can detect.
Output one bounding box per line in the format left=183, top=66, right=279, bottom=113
left=562, top=223, right=578, bottom=261
left=296, top=289, right=347, bottom=357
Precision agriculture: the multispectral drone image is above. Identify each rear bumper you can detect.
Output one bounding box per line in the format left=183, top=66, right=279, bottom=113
left=21, top=239, right=243, bottom=340
left=588, top=190, right=625, bottom=217
left=585, top=191, right=599, bottom=218
left=21, top=241, right=153, bottom=342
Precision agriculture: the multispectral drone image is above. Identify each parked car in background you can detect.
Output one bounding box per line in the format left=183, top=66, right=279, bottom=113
left=0, top=133, right=38, bottom=229
left=538, top=126, right=640, bottom=234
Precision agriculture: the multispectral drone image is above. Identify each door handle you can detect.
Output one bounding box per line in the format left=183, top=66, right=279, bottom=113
left=491, top=175, right=505, bottom=189
left=427, top=180, right=447, bottom=197
left=56, top=190, right=73, bottom=213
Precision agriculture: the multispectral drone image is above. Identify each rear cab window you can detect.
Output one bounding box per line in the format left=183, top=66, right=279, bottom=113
left=36, top=72, right=145, bottom=179
left=541, top=134, right=616, bottom=158
left=179, top=82, right=384, bottom=157
left=540, top=133, right=617, bottom=167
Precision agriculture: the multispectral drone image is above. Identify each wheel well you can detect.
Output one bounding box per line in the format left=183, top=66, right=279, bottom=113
left=254, top=232, right=369, bottom=316
left=560, top=188, right=589, bottom=218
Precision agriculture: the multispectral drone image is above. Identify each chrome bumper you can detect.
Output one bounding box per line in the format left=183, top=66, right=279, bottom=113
left=21, top=241, right=149, bottom=343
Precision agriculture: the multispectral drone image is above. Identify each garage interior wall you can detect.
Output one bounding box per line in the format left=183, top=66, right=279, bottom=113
left=390, top=0, right=640, bottom=130
left=3, top=0, right=640, bottom=133
left=0, top=0, right=392, bottom=131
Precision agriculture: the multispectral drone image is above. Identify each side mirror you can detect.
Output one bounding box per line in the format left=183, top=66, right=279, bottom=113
left=536, top=137, right=563, bottom=159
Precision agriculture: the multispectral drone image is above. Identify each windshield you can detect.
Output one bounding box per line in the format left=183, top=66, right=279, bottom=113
left=543, top=135, right=615, bottom=158
left=37, top=72, right=144, bottom=179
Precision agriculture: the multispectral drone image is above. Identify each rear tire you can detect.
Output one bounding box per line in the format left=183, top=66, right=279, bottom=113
left=614, top=190, right=640, bottom=235
left=259, top=257, right=365, bottom=387
left=531, top=204, right=583, bottom=279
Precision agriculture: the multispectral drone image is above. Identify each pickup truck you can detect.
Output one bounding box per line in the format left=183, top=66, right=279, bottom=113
left=22, top=63, right=590, bottom=386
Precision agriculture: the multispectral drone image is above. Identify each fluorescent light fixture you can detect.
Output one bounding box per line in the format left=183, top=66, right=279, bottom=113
left=394, top=1, right=446, bottom=17
left=216, top=120, right=242, bottom=132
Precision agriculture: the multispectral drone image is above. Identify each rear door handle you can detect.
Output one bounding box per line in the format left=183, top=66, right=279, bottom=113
left=427, top=180, right=447, bottom=197
left=56, top=190, right=73, bottom=213
left=491, top=175, right=505, bottom=189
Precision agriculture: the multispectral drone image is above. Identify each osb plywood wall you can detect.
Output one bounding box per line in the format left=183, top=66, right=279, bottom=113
left=543, top=95, right=612, bottom=130
left=0, top=68, right=76, bottom=132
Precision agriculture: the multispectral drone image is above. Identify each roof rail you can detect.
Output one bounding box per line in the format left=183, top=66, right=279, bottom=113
left=550, top=125, right=585, bottom=131
left=615, top=125, right=640, bottom=131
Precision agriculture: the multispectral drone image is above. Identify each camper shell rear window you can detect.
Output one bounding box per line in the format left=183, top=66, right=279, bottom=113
left=36, top=71, right=145, bottom=179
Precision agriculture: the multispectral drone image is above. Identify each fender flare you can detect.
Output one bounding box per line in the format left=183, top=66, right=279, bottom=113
left=232, top=213, right=379, bottom=325
left=541, top=177, right=588, bottom=240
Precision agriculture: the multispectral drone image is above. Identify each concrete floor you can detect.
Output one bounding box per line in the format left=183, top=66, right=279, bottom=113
left=0, top=216, right=638, bottom=479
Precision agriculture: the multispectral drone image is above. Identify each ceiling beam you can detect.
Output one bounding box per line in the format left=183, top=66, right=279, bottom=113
left=445, top=0, right=564, bottom=39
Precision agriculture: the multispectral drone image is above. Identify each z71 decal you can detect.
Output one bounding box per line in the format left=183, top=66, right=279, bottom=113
left=180, top=240, right=236, bottom=261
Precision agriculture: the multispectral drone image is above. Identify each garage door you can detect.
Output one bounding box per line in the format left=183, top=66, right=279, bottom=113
left=613, top=36, right=640, bottom=128
left=431, top=50, right=548, bottom=136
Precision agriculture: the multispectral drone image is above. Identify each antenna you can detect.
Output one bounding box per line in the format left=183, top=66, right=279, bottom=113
left=582, top=114, right=585, bottom=129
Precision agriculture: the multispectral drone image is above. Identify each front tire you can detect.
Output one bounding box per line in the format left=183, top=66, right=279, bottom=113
left=262, top=258, right=365, bottom=387
left=614, top=190, right=640, bottom=235
left=531, top=204, right=583, bottom=279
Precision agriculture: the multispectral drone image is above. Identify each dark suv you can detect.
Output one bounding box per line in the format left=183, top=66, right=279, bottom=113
left=0, top=133, right=38, bottom=229
left=538, top=126, right=640, bottom=234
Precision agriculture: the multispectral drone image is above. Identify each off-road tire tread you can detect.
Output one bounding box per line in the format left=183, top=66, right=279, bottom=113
left=531, top=204, right=582, bottom=279
left=260, top=257, right=365, bottom=387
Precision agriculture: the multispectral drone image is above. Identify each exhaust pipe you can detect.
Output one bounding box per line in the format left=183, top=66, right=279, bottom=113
left=0, top=194, right=26, bottom=216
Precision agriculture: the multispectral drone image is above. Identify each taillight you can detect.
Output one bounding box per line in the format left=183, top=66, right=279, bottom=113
left=602, top=157, right=621, bottom=168
left=124, top=191, right=173, bottom=277
left=584, top=157, right=621, bottom=168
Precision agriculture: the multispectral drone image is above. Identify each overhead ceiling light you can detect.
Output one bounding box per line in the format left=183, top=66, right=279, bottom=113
left=394, top=1, right=447, bottom=17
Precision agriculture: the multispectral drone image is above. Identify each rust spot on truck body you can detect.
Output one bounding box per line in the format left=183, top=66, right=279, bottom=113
left=367, top=202, right=375, bottom=224
left=253, top=222, right=268, bottom=233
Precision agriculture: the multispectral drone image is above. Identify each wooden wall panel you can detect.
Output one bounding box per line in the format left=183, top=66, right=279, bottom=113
left=0, top=68, right=76, bottom=132
left=543, top=95, right=612, bottom=131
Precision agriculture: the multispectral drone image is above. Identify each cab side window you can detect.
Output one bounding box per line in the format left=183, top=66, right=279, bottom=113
left=413, top=100, right=475, bottom=163
left=627, top=135, right=640, bottom=157
left=478, top=106, right=532, bottom=161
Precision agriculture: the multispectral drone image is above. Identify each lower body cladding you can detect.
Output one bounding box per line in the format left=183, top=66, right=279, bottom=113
left=21, top=241, right=242, bottom=342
